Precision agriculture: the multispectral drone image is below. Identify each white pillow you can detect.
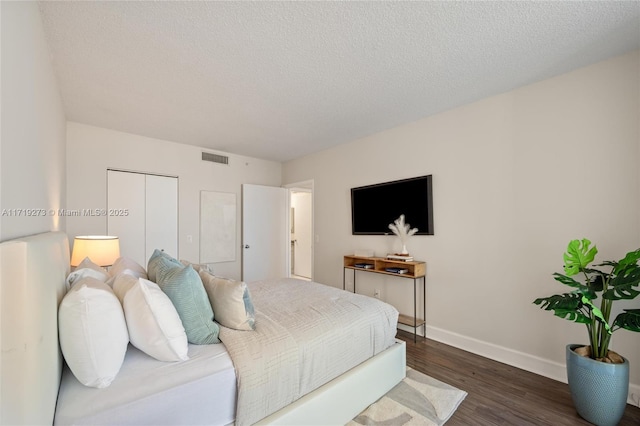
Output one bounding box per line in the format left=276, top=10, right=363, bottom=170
left=66, top=267, right=110, bottom=289
left=199, top=271, right=256, bottom=331
left=110, top=257, right=148, bottom=279
left=66, top=257, right=110, bottom=289
left=58, top=277, right=129, bottom=388
left=122, top=278, right=189, bottom=362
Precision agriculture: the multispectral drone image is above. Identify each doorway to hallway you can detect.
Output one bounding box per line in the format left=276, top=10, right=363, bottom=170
left=288, top=181, right=313, bottom=280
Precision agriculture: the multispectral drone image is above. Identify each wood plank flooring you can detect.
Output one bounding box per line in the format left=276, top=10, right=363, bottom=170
left=396, top=330, right=640, bottom=425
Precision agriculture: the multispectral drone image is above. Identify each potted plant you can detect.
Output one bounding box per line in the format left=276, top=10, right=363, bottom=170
left=533, top=238, right=640, bottom=426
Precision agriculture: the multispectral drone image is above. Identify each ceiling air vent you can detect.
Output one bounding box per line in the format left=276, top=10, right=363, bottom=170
left=202, top=152, right=229, bottom=165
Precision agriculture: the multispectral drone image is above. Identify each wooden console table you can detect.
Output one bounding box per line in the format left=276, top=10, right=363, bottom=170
left=343, top=255, right=426, bottom=342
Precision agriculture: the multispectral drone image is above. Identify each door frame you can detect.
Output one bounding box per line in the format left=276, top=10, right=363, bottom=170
left=285, top=180, right=314, bottom=281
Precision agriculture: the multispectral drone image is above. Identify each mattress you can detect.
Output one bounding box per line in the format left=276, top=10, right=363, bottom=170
left=220, top=278, right=399, bottom=425
left=54, top=342, right=236, bottom=425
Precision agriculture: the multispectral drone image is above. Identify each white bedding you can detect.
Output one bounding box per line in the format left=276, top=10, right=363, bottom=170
left=54, top=343, right=236, bottom=425
left=220, top=278, right=399, bottom=426
left=54, top=278, right=398, bottom=426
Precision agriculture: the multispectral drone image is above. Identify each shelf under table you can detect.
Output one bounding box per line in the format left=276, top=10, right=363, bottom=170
left=398, top=314, right=425, bottom=328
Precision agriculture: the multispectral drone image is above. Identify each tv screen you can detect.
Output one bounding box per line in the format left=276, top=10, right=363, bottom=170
left=351, top=175, right=433, bottom=235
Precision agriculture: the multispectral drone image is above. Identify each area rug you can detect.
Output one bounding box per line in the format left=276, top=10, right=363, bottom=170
left=348, top=367, right=467, bottom=426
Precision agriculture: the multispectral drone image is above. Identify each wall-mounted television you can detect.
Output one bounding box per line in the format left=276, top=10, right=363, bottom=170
left=351, top=175, right=433, bottom=235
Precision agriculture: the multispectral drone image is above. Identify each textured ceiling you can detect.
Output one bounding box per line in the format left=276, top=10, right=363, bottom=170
left=38, top=1, right=640, bottom=162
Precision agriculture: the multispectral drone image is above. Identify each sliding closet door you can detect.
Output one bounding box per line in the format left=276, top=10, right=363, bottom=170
left=107, top=170, right=146, bottom=266
left=145, top=174, right=178, bottom=261
left=107, top=170, right=178, bottom=267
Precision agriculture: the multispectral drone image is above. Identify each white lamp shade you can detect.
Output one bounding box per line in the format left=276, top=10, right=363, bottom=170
left=71, top=236, right=121, bottom=267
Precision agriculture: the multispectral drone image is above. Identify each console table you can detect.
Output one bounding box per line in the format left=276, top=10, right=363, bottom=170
left=343, top=255, right=426, bottom=342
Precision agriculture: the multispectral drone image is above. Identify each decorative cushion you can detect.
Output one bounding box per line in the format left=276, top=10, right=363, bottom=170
left=77, top=256, right=108, bottom=274
left=58, top=277, right=129, bottom=388
left=122, top=277, right=189, bottom=362
left=110, top=256, right=148, bottom=280
left=199, top=271, right=256, bottom=331
left=180, top=259, right=214, bottom=275
left=112, top=273, right=139, bottom=304
left=155, top=261, right=220, bottom=344
left=147, top=249, right=182, bottom=282
left=66, top=257, right=110, bottom=289
left=66, top=267, right=109, bottom=289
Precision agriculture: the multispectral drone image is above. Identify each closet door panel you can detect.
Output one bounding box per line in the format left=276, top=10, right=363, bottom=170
left=145, top=174, right=178, bottom=262
left=107, top=170, right=146, bottom=267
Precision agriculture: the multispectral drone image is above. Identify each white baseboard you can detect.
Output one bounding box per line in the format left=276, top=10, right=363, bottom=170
left=419, top=325, right=640, bottom=408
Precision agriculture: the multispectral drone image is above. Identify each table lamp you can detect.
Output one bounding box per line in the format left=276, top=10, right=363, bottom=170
left=70, top=235, right=120, bottom=267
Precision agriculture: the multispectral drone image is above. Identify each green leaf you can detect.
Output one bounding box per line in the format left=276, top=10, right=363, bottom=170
left=552, top=273, right=597, bottom=299
left=563, top=239, right=598, bottom=276
left=586, top=272, right=605, bottom=293
left=581, top=296, right=612, bottom=334
left=604, top=265, right=640, bottom=300
left=533, top=294, right=590, bottom=323
left=552, top=273, right=583, bottom=288
left=614, top=249, right=640, bottom=274
left=613, top=309, right=640, bottom=332
left=553, top=309, right=591, bottom=323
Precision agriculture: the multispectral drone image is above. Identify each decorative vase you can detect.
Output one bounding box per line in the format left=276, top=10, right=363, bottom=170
left=566, top=344, right=629, bottom=426
left=400, top=244, right=408, bottom=255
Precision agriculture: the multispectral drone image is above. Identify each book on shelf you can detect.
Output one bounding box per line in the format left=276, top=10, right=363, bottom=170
left=354, top=263, right=374, bottom=269
left=386, top=254, right=414, bottom=261
left=385, top=267, right=409, bottom=274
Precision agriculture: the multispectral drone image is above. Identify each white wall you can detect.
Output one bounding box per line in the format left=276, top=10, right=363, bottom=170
left=283, top=51, right=640, bottom=397
left=66, top=122, right=282, bottom=280
left=0, top=1, right=66, bottom=241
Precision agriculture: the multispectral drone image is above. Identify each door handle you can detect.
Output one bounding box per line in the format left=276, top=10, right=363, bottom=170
left=244, top=244, right=250, bottom=249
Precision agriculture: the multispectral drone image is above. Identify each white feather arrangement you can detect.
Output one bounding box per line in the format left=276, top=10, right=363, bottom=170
left=388, top=214, right=418, bottom=255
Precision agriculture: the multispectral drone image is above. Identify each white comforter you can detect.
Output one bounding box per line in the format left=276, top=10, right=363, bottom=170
left=219, top=278, right=398, bottom=426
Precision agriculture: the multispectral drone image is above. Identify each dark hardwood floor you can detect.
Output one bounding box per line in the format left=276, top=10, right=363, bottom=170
left=396, top=330, right=640, bottom=425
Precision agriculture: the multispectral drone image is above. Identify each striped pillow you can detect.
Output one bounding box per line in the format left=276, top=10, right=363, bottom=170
left=147, top=249, right=182, bottom=282
left=155, top=260, right=220, bottom=345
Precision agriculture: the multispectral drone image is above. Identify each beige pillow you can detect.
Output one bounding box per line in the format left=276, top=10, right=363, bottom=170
left=199, top=271, right=255, bottom=331
left=180, top=259, right=214, bottom=275
left=110, top=257, right=148, bottom=280
left=112, top=273, right=138, bottom=304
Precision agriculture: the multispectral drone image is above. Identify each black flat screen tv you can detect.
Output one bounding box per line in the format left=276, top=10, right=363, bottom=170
left=351, top=175, right=433, bottom=235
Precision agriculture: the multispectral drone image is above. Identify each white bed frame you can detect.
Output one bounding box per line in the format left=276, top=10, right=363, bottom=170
left=0, top=231, right=406, bottom=425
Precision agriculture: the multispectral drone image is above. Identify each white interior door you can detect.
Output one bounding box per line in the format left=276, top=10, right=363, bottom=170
left=242, top=184, right=288, bottom=282
left=108, top=170, right=178, bottom=267
left=107, top=170, right=145, bottom=266
left=145, top=174, right=178, bottom=261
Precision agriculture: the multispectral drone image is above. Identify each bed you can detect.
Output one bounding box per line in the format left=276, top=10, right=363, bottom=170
left=0, top=231, right=406, bottom=425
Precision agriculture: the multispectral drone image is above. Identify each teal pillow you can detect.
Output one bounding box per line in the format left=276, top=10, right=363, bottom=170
left=147, top=249, right=182, bottom=282
left=156, top=262, right=220, bottom=344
